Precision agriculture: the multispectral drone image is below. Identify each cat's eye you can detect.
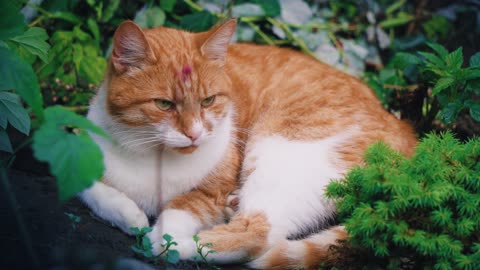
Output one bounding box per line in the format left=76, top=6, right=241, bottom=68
left=201, top=95, right=216, bottom=107
left=155, top=99, right=175, bottom=111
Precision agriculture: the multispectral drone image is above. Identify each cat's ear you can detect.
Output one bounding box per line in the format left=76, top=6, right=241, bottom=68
left=200, top=19, right=237, bottom=64
left=111, top=20, right=155, bottom=73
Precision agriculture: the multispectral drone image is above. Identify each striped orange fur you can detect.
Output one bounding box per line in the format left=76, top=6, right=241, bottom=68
left=100, top=19, right=417, bottom=269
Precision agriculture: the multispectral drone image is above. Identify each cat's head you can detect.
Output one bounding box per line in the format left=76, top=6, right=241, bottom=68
left=104, top=19, right=237, bottom=154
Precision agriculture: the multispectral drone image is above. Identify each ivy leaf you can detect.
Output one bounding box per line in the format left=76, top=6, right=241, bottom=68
left=470, top=52, right=480, bottom=68
left=32, top=106, right=108, bottom=200
left=469, top=104, right=480, bottom=122
left=0, top=1, right=26, bottom=41
left=180, top=11, right=217, bottom=32
left=9, top=27, right=50, bottom=63
left=0, top=128, right=13, bottom=153
left=0, top=47, right=43, bottom=119
left=0, top=92, right=30, bottom=135
left=445, top=47, right=463, bottom=70
left=432, top=77, right=455, bottom=96
left=166, top=249, right=180, bottom=264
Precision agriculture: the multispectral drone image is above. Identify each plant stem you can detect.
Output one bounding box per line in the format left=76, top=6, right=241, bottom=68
left=244, top=21, right=275, bottom=45
left=183, top=0, right=203, bottom=12
left=0, top=168, right=41, bottom=270
left=266, top=17, right=318, bottom=59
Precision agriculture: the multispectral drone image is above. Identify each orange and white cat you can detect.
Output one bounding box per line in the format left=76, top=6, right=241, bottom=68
left=80, top=19, right=416, bottom=269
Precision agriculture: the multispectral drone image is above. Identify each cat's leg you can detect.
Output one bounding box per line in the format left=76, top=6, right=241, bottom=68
left=147, top=147, right=240, bottom=259
left=147, top=188, right=237, bottom=259
left=195, top=135, right=348, bottom=264
left=79, top=181, right=149, bottom=234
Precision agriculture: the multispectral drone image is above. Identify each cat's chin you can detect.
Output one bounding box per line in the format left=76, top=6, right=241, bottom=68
left=172, top=145, right=198, bottom=154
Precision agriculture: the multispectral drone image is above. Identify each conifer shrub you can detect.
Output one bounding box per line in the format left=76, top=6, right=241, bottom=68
left=326, top=132, right=480, bottom=270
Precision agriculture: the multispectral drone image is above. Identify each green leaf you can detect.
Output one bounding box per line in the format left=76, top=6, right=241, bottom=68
left=193, top=234, right=200, bottom=242
left=87, top=18, right=100, bottom=43
left=0, top=128, right=13, bottom=153
left=163, top=234, right=173, bottom=243
left=0, top=92, right=30, bottom=135
left=418, top=52, right=445, bottom=69
left=379, top=13, right=414, bottom=29
left=392, top=52, right=421, bottom=70
left=0, top=2, right=26, bottom=40
left=78, top=53, right=107, bottom=84
left=142, top=234, right=152, bottom=250
left=129, top=227, right=141, bottom=235
left=134, top=6, right=166, bottom=29
left=166, top=249, right=180, bottom=264
left=386, top=0, right=406, bottom=15
left=160, top=0, right=177, bottom=12
left=432, top=77, right=456, bottom=95
left=445, top=47, right=463, bottom=70
left=469, top=104, right=480, bottom=122
left=426, top=42, right=449, bottom=59
left=51, top=11, right=82, bottom=24
left=254, top=0, right=281, bottom=17
left=140, top=227, right=152, bottom=234
left=469, top=52, right=480, bottom=67
left=9, top=27, right=50, bottom=63
left=180, top=11, right=217, bottom=32
left=32, top=106, right=108, bottom=200
left=439, top=102, right=463, bottom=124
left=0, top=47, right=43, bottom=118
left=101, top=0, right=120, bottom=22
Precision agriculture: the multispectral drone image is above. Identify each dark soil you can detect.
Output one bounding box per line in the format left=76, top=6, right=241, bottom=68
left=0, top=168, right=247, bottom=270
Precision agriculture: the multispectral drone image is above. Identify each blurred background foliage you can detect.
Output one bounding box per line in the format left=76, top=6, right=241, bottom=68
left=17, top=0, right=480, bottom=135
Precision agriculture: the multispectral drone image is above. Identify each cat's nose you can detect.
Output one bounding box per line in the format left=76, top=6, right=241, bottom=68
left=185, top=129, right=201, bottom=142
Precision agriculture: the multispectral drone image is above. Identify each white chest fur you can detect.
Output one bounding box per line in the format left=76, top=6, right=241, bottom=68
left=87, top=88, right=232, bottom=217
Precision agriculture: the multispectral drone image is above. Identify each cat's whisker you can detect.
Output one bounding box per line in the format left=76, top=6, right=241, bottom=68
left=121, top=138, right=162, bottom=149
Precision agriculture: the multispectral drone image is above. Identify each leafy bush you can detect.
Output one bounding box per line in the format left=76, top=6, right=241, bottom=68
left=366, top=43, right=480, bottom=132
left=327, top=132, right=480, bottom=269
left=1, top=2, right=107, bottom=201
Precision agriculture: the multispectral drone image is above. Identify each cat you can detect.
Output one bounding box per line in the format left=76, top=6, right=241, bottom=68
left=81, top=18, right=417, bottom=269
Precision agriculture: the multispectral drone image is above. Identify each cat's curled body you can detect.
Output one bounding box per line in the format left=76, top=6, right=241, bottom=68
left=81, top=19, right=416, bottom=269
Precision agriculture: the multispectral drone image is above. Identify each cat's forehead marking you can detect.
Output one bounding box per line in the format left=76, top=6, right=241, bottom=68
left=177, top=64, right=192, bottom=89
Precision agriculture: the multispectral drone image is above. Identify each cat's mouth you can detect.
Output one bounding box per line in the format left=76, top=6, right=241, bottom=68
left=173, top=145, right=198, bottom=154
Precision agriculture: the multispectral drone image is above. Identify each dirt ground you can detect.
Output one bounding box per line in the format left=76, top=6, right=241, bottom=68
left=0, top=153, right=247, bottom=270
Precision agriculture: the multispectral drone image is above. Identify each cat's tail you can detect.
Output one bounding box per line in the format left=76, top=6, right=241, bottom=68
left=248, top=226, right=348, bottom=270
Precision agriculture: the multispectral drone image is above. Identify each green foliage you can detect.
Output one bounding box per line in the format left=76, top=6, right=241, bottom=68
left=367, top=43, right=480, bottom=129
left=64, top=212, right=81, bottom=230
left=38, top=26, right=107, bottom=88
left=327, top=132, right=480, bottom=269
left=32, top=106, right=107, bottom=200
left=130, top=228, right=180, bottom=264
left=193, top=235, right=219, bottom=269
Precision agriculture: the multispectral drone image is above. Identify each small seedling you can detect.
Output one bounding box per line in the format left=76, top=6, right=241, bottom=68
left=130, top=227, right=180, bottom=264
left=193, top=235, right=220, bottom=270
left=64, top=212, right=81, bottom=230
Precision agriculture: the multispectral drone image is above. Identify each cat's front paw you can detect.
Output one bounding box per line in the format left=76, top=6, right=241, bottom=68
left=117, top=202, right=149, bottom=234
left=146, top=226, right=197, bottom=259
